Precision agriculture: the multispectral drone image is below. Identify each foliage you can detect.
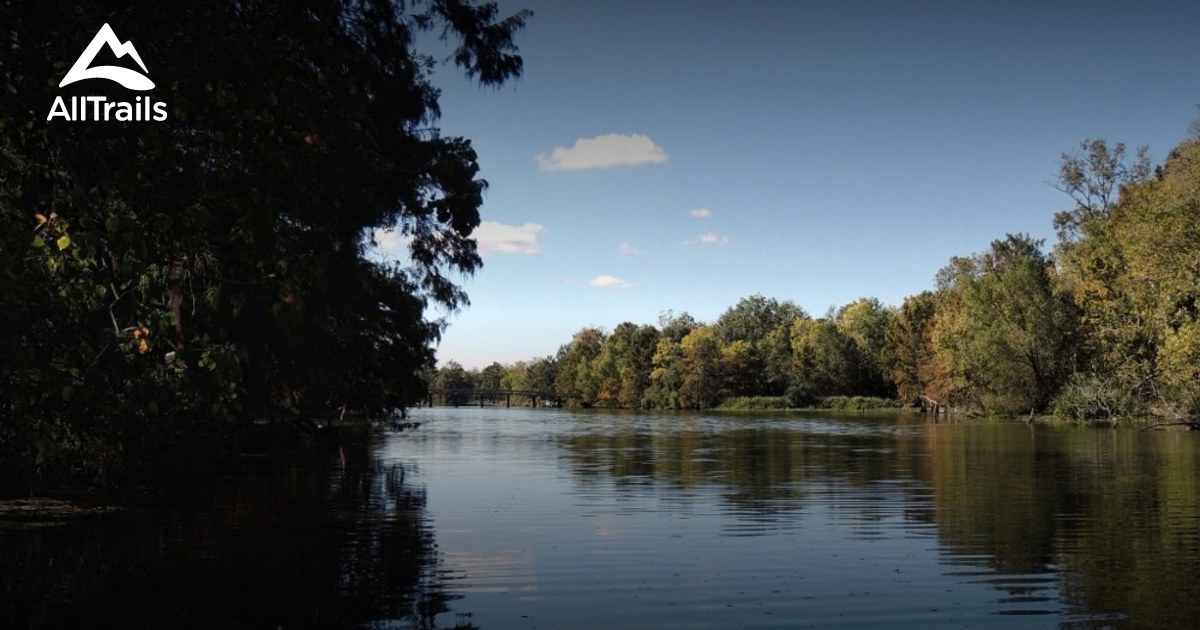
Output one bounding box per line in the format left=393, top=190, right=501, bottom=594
left=834, top=297, right=893, bottom=396
left=676, top=325, right=723, bottom=409
left=0, top=0, right=528, bottom=492
left=646, top=336, right=685, bottom=409
left=790, top=318, right=861, bottom=397
left=555, top=327, right=605, bottom=405
left=933, top=235, right=1079, bottom=415
left=817, top=396, right=905, bottom=411
left=1052, top=138, right=1151, bottom=241
left=430, top=361, right=474, bottom=406
left=717, top=396, right=793, bottom=411
left=1056, top=133, right=1200, bottom=419
left=886, top=291, right=939, bottom=405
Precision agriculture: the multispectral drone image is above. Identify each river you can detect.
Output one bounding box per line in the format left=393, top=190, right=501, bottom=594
left=4, top=408, right=1199, bottom=628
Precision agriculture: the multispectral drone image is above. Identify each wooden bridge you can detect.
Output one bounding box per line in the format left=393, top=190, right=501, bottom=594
left=425, top=388, right=581, bottom=408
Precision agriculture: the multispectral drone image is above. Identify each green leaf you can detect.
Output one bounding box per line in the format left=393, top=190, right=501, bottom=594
left=32, top=235, right=45, bottom=248
left=56, top=234, right=71, bottom=251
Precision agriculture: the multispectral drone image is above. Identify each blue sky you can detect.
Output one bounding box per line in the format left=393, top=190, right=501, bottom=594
left=376, top=0, right=1200, bottom=368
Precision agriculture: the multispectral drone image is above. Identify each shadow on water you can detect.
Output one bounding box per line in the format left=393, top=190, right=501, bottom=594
left=0, top=437, right=468, bottom=629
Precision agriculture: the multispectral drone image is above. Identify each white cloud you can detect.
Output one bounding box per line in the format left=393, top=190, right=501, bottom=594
left=474, top=221, right=543, bottom=256
left=369, top=227, right=409, bottom=249
left=617, top=242, right=641, bottom=256
left=689, top=207, right=713, bottom=218
left=589, top=274, right=634, bottom=289
left=536, top=133, right=668, bottom=171
left=685, top=232, right=729, bottom=246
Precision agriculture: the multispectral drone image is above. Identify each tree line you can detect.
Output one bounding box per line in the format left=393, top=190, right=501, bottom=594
left=436, top=127, right=1200, bottom=423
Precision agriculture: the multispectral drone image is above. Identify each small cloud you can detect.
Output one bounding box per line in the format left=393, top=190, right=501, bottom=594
left=366, top=227, right=412, bottom=251
left=536, top=133, right=668, bottom=171
left=589, top=274, right=634, bottom=289
left=474, top=221, right=543, bottom=256
left=617, top=242, right=641, bottom=256
left=685, top=232, right=729, bottom=246
left=689, top=207, right=712, bottom=218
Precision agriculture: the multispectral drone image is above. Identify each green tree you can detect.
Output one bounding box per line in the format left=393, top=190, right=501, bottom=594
left=593, top=322, right=659, bottom=408
left=714, top=295, right=806, bottom=346
left=677, top=325, right=722, bottom=409
left=714, top=295, right=806, bottom=396
left=886, top=291, right=939, bottom=405
left=555, top=328, right=605, bottom=405
left=478, top=362, right=506, bottom=391
left=526, top=356, right=560, bottom=393
left=646, top=336, right=685, bottom=409
left=0, top=0, right=529, bottom=489
left=1052, top=138, right=1151, bottom=242
left=500, top=361, right=530, bottom=391
left=1056, top=132, right=1200, bottom=419
left=935, top=235, right=1078, bottom=414
left=835, top=297, right=894, bottom=396
left=761, top=322, right=799, bottom=396
left=432, top=361, right=474, bottom=406
left=658, top=310, right=698, bottom=342
left=790, top=318, right=859, bottom=400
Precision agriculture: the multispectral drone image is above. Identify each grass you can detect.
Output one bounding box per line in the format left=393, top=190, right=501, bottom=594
left=717, top=395, right=907, bottom=412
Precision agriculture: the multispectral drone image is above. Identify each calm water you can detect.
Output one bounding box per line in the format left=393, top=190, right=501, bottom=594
left=4, top=409, right=1200, bottom=628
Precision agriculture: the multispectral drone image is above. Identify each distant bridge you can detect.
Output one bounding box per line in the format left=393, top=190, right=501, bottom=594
left=425, top=388, right=581, bottom=408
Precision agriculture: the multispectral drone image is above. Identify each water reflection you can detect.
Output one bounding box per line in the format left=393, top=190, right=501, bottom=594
left=4, top=411, right=1199, bottom=629
left=1, top=439, right=460, bottom=629
left=556, top=411, right=1200, bottom=627
left=560, top=413, right=931, bottom=522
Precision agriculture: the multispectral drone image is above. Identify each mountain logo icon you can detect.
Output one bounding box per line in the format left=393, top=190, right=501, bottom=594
left=59, top=23, right=155, bottom=91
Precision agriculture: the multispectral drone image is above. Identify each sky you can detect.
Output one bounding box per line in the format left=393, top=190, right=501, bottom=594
left=373, top=0, right=1200, bottom=369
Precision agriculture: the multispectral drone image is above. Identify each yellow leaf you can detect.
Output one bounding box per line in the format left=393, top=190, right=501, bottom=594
left=56, top=234, right=71, bottom=251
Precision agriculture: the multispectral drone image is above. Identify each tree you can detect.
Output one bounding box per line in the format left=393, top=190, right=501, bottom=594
left=714, top=295, right=806, bottom=346
left=432, top=361, right=474, bottom=406
left=555, top=328, right=605, bottom=405
left=1056, top=132, right=1200, bottom=418
left=478, top=362, right=506, bottom=391
left=835, top=298, right=894, bottom=396
left=790, top=318, right=859, bottom=399
left=886, top=291, right=939, bottom=405
left=677, top=325, right=722, bottom=409
left=0, top=1, right=529, bottom=490
left=526, top=356, right=560, bottom=393
left=592, top=322, right=659, bottom=408
left=713, top=295, right=806, bottom=397
left=1052, top=138, right=1151, bottom=242
left=658, top=310, right=698, bottom=342
left=760, top=323, right=798, bottom=396
left=934, top=235, right=1078, bottom=414
left=646, top=336, right=685, bottom=409
left=500, top=361, right=530, bottom=391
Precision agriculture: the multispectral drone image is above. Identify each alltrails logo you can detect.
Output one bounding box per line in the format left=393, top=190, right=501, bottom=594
left=47, top=23, right=168, bottom=122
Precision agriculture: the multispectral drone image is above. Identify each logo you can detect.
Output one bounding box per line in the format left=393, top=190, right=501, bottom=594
left=48, top=23, right=168, bottom=122
left=60, top=23, right=154, bottom=90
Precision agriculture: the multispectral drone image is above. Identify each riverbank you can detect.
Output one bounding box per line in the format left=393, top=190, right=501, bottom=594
left=717, top=395, right=907, bottom=412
